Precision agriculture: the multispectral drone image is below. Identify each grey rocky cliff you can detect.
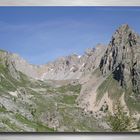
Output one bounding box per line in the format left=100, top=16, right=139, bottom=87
left=0, top=50, right=47, bottom=80
left=10, top=54, right=39, bottom=78
left=82, top=44, right=106, bottom=73
left=0, top=44, right=106, bottom=81
left=0, top=50, right=20, bottom=80
left=99, top=24, right=140, bottom=97
left=41, top=44, right=106, bottom=80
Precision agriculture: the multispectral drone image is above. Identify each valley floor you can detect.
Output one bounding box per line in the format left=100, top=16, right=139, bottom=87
left=0, top=72, right=108, bottom=132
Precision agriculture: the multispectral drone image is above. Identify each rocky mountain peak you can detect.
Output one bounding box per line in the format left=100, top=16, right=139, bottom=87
left=85, top=47, right=95, bottom=56
left=117, top=24, right=130, bottom=32
left=99, top=24, right=140, bottom=96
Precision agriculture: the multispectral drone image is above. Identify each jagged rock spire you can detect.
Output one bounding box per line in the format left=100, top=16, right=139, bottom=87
left=100, top=24, right=140, bottom=96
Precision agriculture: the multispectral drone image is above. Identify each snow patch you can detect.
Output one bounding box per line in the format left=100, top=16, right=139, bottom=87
left=78, top=55, right=81, bottom=58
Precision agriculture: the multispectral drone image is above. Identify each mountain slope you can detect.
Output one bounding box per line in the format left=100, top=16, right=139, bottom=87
left=99, top=24, right=140, bottom=113
left=77, top=24, right=140, bottom=123
left=0, top=50, right=105, bottom=132
left=78, top=24, right=140, bottom=120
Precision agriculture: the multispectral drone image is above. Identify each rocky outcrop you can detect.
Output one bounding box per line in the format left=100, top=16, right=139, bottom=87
left=82, top=44, right=106, bottom=73
left=41, top=44, right=106, bottom=80
left=40, top=54, right=83, bottom=80
left=77, top=24, right=140, bottom=116
left=99, top=24, right=140, bottom=97
left=10, top=53, right=39, bottom=79
left=0, top=43, right=106, bottom=81
left=0, top=50, right=20, bottom=80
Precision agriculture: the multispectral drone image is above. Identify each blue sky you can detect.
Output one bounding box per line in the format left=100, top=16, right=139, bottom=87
left=0, top=7, right=140, bottom=65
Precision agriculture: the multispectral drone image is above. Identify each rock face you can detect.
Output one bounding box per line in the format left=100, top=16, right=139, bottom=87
left=82, top=44, right=106, bottom=73
left=10, top=54, right=39, bottom=79
left=41, top=44, right=106, bottom=80
left=100, top=24, right=140, bottom=96
left=77, top=24, right=140, bottom=116
left=0, top=50, right=20, bottom=80
left=0, top=44, right=106, bottom=81
left=0, top=50, right=40, bottom=79
left=40, top=54, right=83, bottom=80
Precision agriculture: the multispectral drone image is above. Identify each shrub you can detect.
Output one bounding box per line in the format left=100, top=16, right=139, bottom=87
left=107, top=103, right=136, bottom=132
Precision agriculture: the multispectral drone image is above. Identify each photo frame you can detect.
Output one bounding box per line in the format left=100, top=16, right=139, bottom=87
left=0, top=0, right=140, bottom=139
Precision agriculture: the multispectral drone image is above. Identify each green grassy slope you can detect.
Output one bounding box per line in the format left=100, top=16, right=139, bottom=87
left=0, top=60, right=105, bottom=132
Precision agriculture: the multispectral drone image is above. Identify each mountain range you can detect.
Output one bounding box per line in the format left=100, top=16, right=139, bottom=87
left=0, top=24, right=140, bottom=132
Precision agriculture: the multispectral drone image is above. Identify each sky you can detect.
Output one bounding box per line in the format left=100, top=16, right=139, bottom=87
left=0, top=7, right=140, bottom=64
